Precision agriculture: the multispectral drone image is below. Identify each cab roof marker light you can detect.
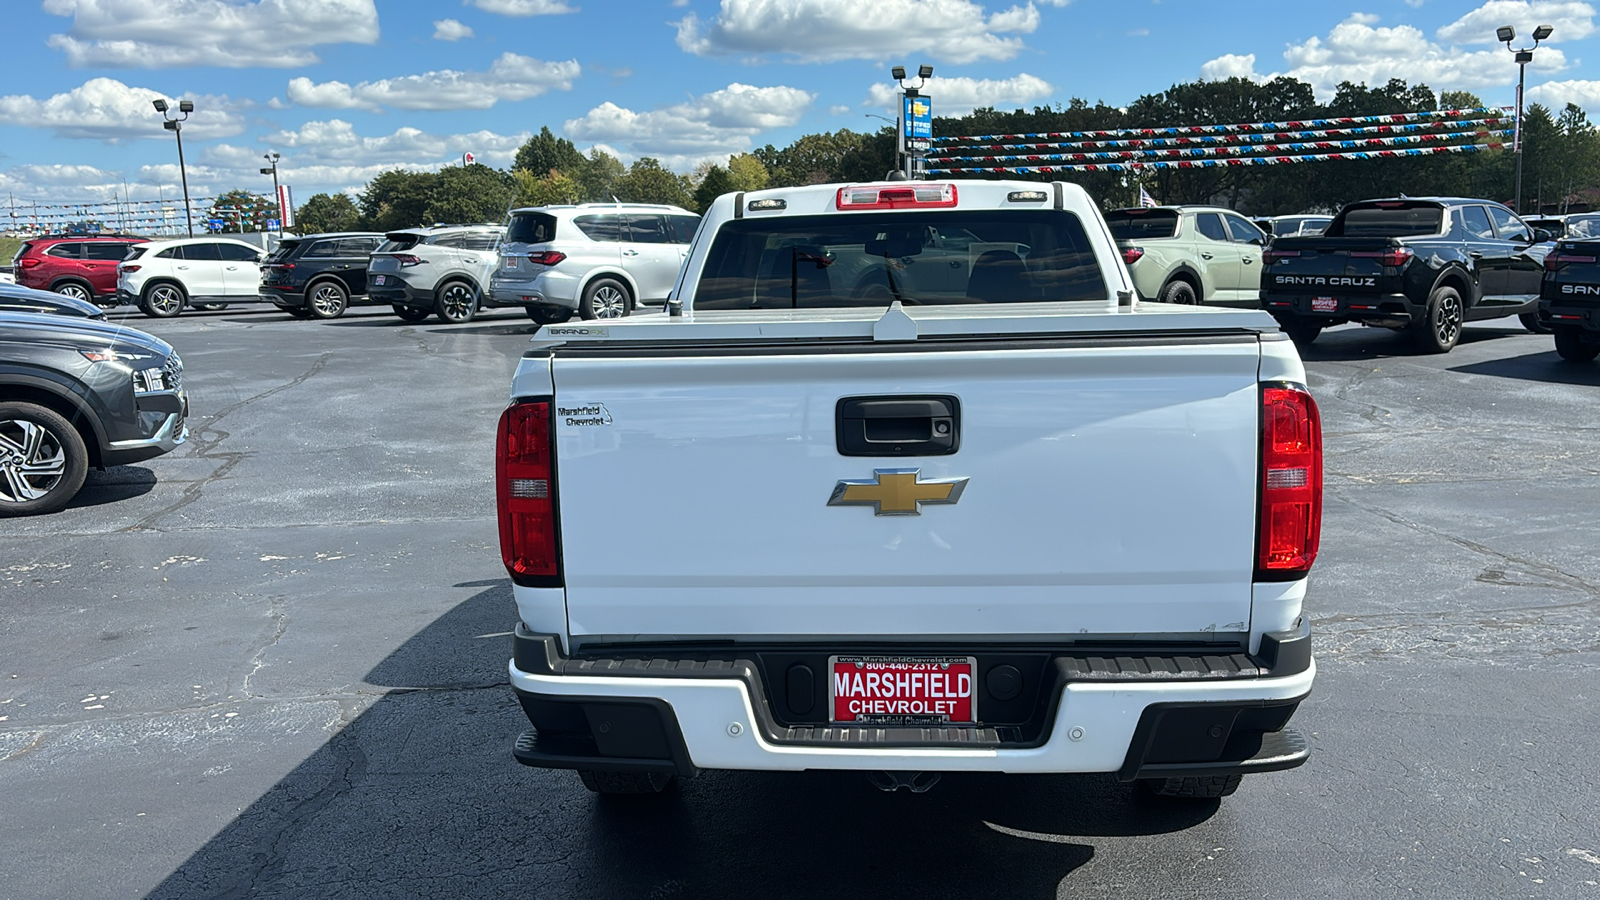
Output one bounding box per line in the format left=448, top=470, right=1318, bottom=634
left=1007, top=190, right=1049, bottom=202
left=747, top=198, right=787, bottom=211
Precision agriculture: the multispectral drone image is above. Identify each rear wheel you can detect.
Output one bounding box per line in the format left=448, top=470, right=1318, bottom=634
left=434, top=280, right=478, bottom=323
left=307, top=281, right=349, bottom=319
left=1141, top=774, right=1242, bottom=800
left=392, top=304, right=431, bottom=323
left=577, top=770, right=675, bottom=794
left=0, top=402, right=89, bottom=517
left=193, top=302, right=229, bottom=311
left=139, top=283, right=185, bottom=318
left=1554, top=326, right=1600, bottom=362
left=526, top=306, right=573, bottom=325
left=279, top=305, right=312, bottom=320
left=1410, top=284, right=1463, bottom=353
left=1520, top=312, right=1553, bottom=334
left=579, top=278, right=631, bottom=319
left=1160, top=278, right=1199, bottom=305
left=52, top=282, right=93, bottom=304
left=1278, top=317, right=1323, bottom=347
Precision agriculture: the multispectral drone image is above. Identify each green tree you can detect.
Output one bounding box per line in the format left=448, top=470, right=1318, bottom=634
left=692, top=164, right=735, bottom=213
left=513, top=126, right=585, bottom=177
left=423, top=163, right=515, bottom=224
left=294, top=192, right=360, bottom=234
left=358, top=169, right=436, bottom=231
left=616, top=157, right=693, bottom=206
left=209, top=189, right=277, bottom=233
left=513, top=168, right=581, bottom=207
left=574, top=148, right=625, bottom=202
left=726, top=153, right=770, bottom=191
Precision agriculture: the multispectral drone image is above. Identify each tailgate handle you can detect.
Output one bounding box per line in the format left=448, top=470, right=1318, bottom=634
left=836, top=395, right=959, bottom=457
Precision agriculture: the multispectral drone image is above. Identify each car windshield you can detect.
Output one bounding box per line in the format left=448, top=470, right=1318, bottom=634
left=1329, top=203, right=1444, bottom=237
left=1105, top=209, right=1179, bottom=240
left=693, top=209, right=1107, bottom=310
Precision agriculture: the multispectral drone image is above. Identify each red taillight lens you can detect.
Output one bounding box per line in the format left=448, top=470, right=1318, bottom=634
left=396, top=254, right=423, bottom=267
left=1121, top=246, right=1144, bottom=265
left=121, top=265, right=141, bottom=273
left=836, top=183, right=958, bottom=210
left=497, top=400, right=561, bottom=584
left=1545, top=251, right=1596, bottom=271
left=1352, top=247, right=1414, bottom=267
left=18, top=258, right=42, bottom=269
left=267, top=262, right=295, bottom=270
left=526, top=251, right=567, bottom=266
left=1257, top=384, right=1322, bottom=580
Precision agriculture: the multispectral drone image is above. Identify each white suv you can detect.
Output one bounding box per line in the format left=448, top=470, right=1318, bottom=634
left=488, top=204, right=700, bottom=323
left=366, top=225, right=502, bottom=324
left=117, top=237, right=266, bottom=318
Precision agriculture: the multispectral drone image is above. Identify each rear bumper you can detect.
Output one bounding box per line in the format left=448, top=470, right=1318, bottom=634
left=1262, top=292, right=1420, bottom=323
left=1541, top=301, right=1600, bottom=332
left=260, top=289, right=305, bottom=308
left=507, top=621, right=1314, bottom=778
left=488, top=270, right=581, bottom=310
left=368, top=283, right=431, bottom=308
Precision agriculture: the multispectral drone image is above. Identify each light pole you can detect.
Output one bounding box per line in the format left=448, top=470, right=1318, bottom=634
left=891, top=64, right=934, bottom=179
left=1499, top=23, right=1553, bottom=215
left=260, top=152, right=282, bottom=236
left=153, top=98, right=196, bottom=237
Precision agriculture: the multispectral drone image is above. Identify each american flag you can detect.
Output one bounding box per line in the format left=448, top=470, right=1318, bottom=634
left=1139, top=185, right=1158, bottom=208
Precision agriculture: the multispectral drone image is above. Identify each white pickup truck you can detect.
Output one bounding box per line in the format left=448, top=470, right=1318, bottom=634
left=498, top=179, right=1320, bottom=800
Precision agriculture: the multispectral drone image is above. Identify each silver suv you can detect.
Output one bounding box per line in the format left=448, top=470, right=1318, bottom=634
left=488, top=204, right=700, bottom=323
left=366, top=225, right=502, bottom=323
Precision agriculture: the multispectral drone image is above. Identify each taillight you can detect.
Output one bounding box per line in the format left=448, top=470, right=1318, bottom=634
left=121, top=265, right=141, bottom=273
left=497, top=399, right=561, bottom=585
left=18, top=258, right=42, bottom=269
left=1121, top=246, right=1144, bottom=265
left=836, top=183, right=958, bottom=210
left=1256, top=384, right=1322, bottom=580
left=1545, top=251, right=1596, bottom=271
left=1263, top=249, right=1300, bottom=264
left=395, top=254, right=423, bottom=267
left=1351, top=247, right=1414, bottom=267
left=267, top=263, right=295, bottom=270
left=526, top=251, right=566, bottom=266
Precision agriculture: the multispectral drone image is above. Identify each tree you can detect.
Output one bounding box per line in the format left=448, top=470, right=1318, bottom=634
left=513, top=126, right=585, bottom=177
left=294, top=193, right=360, bottom=234
left=358, top=169, right=435, bottom=231
left=691, top=165, right=736, bottom=213
left=726, top=153, right=770, bottom=191
left=208, top=189, right=277, bottom=233
left=574, top=148, right=625, bottom=202
left=424, top=163, right=515, bottom=224
left=615, top=157, right=692, bottom=206
left=513, top=168, right=581, bottom=207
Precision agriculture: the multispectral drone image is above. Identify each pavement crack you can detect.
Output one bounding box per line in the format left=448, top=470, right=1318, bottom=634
left=240, top=596, right=290, bottom=699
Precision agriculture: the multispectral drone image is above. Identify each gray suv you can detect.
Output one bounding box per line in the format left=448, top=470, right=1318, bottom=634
left=488, top=204, right=699, bottom=323
left=366, top=225, right=502, bottom=323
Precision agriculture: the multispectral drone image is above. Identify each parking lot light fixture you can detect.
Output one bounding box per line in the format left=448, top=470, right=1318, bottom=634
left=260, top=152, right=283, bottom=236
left=1501, top=24, right=1553, bottom=215
left=153, top=98, right=196, bottom=237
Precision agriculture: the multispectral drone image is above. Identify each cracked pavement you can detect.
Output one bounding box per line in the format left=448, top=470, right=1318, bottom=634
left=1, top=309, right=1598, bottom=899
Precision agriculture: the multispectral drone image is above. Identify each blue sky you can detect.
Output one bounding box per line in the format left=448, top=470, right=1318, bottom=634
left=2, top=0, right=1599, bottom=215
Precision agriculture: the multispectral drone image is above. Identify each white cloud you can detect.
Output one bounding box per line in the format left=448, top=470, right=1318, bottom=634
left=432, top=18, right=474, bottom=40
left=829, top=104, right=853, bottom=115
left=42, top=0, right=379, bottom=69
left=0, top=77, right=245, bottom=141
left=247, top=119, right=528, bottom=169
left=1527, top=78, right=1600, bottom=110
left=286, top=53, right=579, bottom=111
left=565, top=83, right=814, bottom=168
left=1435, top=0, right=1594, bottom=44
left=676, top=0, right=1041, bottom=64
left=864, top=73, right=1054, bottom=115
left=1201, top=10, right=1575, bottom=98
left=466, top=0, right=575, bottom=14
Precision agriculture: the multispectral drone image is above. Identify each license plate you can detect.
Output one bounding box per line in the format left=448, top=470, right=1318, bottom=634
left=371, top=275, right=386, bottom=285
left=830, top=656, right=977, bottom=725
left=1311, top=296, right=1338, bottom=312
left=504, top=256, right=520, bottom=269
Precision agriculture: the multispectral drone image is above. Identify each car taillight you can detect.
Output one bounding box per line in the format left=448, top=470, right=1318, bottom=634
left=1263, top=248, right=1300, bottom=264
left=18, top=258, right=42, bottom=269
left=836, top=183, right=958, bottom=210
left=1257, top=384, right=1322, bottom=580
left=1351, top=248, right=1414, bottom=267
left=267, top=263, right=295, bottom=269
left=396, top=255, right=423, bottom=267
left=526, top=251, right=567, bottom=266
left=121, top=265, right=141, bottom=273
left=1545, top=251, right=1596, bottom=271
left=497, top=399, right=561, bottom=585
left=1121, top=247, right=1144, bottom=265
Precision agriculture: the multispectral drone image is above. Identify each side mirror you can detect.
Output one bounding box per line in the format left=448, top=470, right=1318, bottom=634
left=1532, top=228, right=1554, bottom=243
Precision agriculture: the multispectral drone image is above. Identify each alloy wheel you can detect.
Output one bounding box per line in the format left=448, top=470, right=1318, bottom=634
left=311, top=284, right=347, bottom=317
left=147, top=285, right=183, bottom=316
left=56, top=284, right=91, bottom=303
left=438, top=283, right=476, bottom=322
left=592, top=285, right=627, bottom=318
left=0, top=419, right=67, bottom=504
left=1435, top=293, right=1462, bottom=347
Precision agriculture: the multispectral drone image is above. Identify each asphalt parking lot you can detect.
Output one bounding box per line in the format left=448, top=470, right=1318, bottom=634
left=2, top=305, right=1598, bottom=899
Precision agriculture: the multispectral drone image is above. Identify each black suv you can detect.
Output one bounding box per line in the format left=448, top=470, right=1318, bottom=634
left=259, top=232, right=384, bottom=319
left=0, top=312, right=187, bottom=515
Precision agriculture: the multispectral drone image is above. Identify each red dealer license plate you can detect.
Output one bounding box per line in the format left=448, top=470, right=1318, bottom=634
left=830, top=656, right=977, bottom=725
left=1311, top=296, right=1339, bottom=312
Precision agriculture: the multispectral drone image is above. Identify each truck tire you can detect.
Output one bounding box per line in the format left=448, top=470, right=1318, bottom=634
left=577, top=770, right=675, bottom=794
left=392, top=304, right=431, bottom=323
left=139, top=282, right=186, bottom=318
left=526, top=306, right=573, bottom=325
left=1554, top=326, right=1600, bottom=362
left=1141, top=774, right=1242, bottom=799
left=1519, top=313, right=1552, bottom=334
left=579, top=278, right=631, bottom=319
left=307, top=281, right=349, bottom=319
left=1410, top=284, right=1463, bottom=353
left=1160, top=278, right=1198, bottom=305
left=0, top=401, right=90, bottom=517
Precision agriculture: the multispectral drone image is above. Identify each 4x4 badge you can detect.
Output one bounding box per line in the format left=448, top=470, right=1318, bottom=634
left=828, top=468, right=969, bottom=516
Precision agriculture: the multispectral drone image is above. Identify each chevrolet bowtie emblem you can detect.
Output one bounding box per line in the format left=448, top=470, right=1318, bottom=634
left=828, top=468, right=969, bottom=516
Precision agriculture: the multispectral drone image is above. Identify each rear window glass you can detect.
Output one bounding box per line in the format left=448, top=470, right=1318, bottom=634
left=217, top=243, right=260, bottom=262
left=507, top=213, right=558, bottom=244
left=265, top=240, right=301, bottom=263
left=12, top=243, right=33, bottom=265
left=46, top=243, right=82, bottom=259
left=694, top=210, right=1107, bottom=310
left=304, top=240, right=341, bottom=258
left=1566, top=215, right=1600, bottom=239
left=1106, top=210, right=1178, bottom=240
left=378, top=236, right=420, bottom=252
left=667, top=215, right=700, bottom=244
left=156, top=246, right=181, bottom=259
left=125, top=246, right=148, bottom=260
left=459, top=233, right=500, bottom=251
left=574, top=215, right=624, bottom=242
left=1331, top=203, right=1444, bottom=237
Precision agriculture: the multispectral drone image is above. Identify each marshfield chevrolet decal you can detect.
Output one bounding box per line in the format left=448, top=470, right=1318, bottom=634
left=828, top=468, right=969, bottom=516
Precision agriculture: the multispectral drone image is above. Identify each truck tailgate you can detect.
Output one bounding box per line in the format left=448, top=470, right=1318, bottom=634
left=550, top=337, right=1263, bottom=641
left=1264, top=237, right=1408, bottom=296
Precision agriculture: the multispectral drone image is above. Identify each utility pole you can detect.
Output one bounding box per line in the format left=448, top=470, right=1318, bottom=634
left=153, top=98, right=196, bottom=236
left=1499, top=23, right=1554, bottom=214
left=260, top=152, right=283, bottom=236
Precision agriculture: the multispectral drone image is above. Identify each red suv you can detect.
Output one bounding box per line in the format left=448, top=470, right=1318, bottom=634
left=12, top=234, right=146, bottom=306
